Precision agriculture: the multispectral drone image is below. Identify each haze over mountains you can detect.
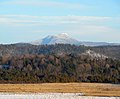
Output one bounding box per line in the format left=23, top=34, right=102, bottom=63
left=30, top=33, right=119, bottom=46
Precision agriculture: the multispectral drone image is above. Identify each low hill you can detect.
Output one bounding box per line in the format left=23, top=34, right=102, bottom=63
left=0, top=44, right=120, bottom=84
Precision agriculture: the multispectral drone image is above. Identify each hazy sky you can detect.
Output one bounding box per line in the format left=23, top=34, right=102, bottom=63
left=0, top=0, right=120, bottom=44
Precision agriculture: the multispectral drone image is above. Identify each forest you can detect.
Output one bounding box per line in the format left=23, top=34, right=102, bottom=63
left=0, top=44, right=120, bottom=83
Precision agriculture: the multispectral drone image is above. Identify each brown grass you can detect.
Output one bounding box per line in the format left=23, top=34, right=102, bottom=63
left=0, top=83, right=119, bottom=97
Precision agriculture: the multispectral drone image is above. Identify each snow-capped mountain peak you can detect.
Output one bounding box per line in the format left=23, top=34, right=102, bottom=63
left=31, top=33, right=79, bottom=45
left=56, top=33, right=69, bottom=38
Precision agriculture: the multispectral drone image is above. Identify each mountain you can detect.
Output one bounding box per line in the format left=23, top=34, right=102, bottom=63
left=30, top=33, right=119, bottom=46
left=79, top=41, right=118, bottom=46
left=30, top=33, right=80, bottom=45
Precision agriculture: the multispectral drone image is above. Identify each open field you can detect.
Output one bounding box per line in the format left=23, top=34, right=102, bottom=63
left=0, top=83, right=119, bottom=97
left=0, top=93, right=119, bottom=99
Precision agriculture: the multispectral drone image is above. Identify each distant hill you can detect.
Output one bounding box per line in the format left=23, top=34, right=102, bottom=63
left=0, top=44, right=120, bottom=59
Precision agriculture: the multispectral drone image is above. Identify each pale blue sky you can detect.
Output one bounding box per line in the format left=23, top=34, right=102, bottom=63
left=0, top=0, right=120, bottom=44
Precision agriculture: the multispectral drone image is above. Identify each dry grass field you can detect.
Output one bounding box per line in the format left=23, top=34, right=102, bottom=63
left=0, top=83, right=119, bottom=97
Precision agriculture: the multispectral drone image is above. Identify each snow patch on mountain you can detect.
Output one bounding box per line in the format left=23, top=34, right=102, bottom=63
left=56, top=33, right=69, bottom=38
